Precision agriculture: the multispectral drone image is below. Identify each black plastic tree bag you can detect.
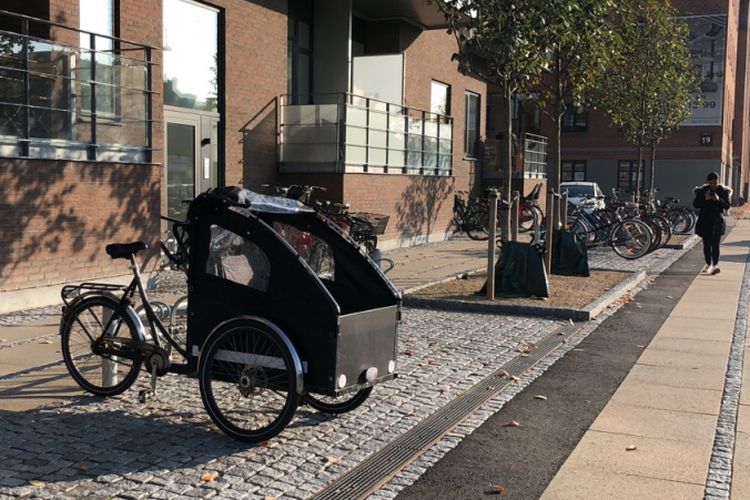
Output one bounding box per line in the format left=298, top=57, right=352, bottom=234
left=481, top=241, right=549, bottom=298
left=551, top=230, right=590, bottom=277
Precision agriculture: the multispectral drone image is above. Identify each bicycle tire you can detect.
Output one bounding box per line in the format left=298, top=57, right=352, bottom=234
left=651, top=214, right=672, bottom=248
left=667, top=210, right=691, bottom=234
left=610, top=219, right=652, bottom=259
left=305, top=387, right=373, bottom=415
left=642, top=217, right=662, bottom=253
left=61, top=296, right=141, bottom=397
left=518, top=205, right=538, bottom=232
left=198, top=318, right=299, bottom=442
left=466, top=205, right=489, bottom=241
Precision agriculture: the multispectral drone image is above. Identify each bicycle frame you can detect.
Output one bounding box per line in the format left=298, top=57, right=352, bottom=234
left=62, top=255, right=190, bottom=363
left=126, top=254, right=189, bottom=360
left=572, top=210, right=623, bottom=248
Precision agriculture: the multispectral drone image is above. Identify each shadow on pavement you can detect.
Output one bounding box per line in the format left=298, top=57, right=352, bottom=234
left=0, top=401, right=249, bottom=489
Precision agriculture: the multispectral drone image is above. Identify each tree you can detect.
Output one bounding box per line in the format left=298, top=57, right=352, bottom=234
left=434, top=0, right=547, bottom=241
left=592, top=0, right=700, bottom=201
left=533, top=0, right=622, bottom=200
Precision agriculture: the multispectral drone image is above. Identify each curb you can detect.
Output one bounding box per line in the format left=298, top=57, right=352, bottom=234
left=400, top=268, right=486, bottom=295
left=664, top=233, right=699, bottom=250
left=581, top=270, right=647, bottom=318
left=402, top=270, right=649, bottom=321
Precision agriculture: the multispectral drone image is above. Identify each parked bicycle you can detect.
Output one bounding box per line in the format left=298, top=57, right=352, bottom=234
left=518, top=183, right=544, bottom=233
left=452, top=190, right=491, bottom=240
left=264, top=183, right=394, bottom=270
left=132, top=216, right=191, bottom=358
left=567, top=201, right=653, bottom=259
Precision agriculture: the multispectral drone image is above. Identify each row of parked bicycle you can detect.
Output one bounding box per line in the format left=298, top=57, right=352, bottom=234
left=451, top=182, right=698, bottom=260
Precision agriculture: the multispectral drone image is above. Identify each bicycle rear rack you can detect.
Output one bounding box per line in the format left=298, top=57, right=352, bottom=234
left=61, top=282, right=129, bottom=307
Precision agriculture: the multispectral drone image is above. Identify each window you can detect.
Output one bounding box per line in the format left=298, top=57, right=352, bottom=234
left=431, top=81, right=450, bottom=116
left=562, top=161, right=586, bottom=182
left=206, top=225, right=270, bottom=292
left=163, top=0, right=219, bottom=112
left=512, top=94, right=540, bottom=135
left=486, top=92, right=502, bottom=132
left=288, top=1, right=313, bottom=105
left=464, top=92, right=480, bottom=158
left=562, top=105, right=588, bottom=132
left=79, top=0, right=116, bottom=117
left=618, top=160, right=644, bottom=192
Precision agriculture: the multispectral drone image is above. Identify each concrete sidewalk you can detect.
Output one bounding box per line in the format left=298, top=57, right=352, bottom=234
left=542, top=221, right=750, bottom=499
left=383, top=237, right=488, bottom=291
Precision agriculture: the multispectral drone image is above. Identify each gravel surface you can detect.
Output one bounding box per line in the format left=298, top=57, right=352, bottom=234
left=410, top=271, right=631, bottom=309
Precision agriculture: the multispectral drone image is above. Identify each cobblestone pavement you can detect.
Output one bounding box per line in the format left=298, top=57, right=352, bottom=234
left=0, top=309, right=559, bottom=499
left=0, top=235, right=699, bottom=499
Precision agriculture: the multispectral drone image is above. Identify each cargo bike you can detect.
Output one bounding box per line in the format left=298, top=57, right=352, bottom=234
left=59, top=187, right=401, bottom=442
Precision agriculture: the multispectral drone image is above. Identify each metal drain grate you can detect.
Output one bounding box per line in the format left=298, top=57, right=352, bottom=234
left=312, top=322, right=582, bottom=500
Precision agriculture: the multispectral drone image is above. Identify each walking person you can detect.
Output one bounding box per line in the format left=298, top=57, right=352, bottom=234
left=693, top=172, right=730, bottom=274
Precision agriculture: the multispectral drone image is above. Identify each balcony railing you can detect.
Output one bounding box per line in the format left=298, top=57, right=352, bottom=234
left=279, top=93, right=454, bottom=176
left=0, top=9, right=156, bottom=163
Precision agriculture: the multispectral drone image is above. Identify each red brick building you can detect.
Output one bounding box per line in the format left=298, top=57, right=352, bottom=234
left=552, top=0, right=750, bottom=203
left=0, top=0, right=487, bottom=310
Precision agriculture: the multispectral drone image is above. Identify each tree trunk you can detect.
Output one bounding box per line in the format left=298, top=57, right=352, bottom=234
left=548, top=53, right=563, bottom=196
left=635, top=146, right=643, bottom=203
left=501, top=85, right=513, bottom=242
left=649, top=142, right=656, bottom=203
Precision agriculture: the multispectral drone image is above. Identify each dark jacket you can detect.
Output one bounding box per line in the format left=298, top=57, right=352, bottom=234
left=693, top=184, right=731, bottom=238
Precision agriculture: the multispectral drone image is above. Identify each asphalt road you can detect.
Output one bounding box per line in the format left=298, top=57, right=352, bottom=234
left=397, top=241, right=706, bottom=500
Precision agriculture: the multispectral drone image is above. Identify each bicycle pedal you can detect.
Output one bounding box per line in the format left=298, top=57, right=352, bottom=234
left=138, top=389, right=155, bottom=404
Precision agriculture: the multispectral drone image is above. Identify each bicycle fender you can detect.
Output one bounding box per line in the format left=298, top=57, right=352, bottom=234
left=199, top=316, right=305, bottom=396
left=60, top=291, right=148, bottom=344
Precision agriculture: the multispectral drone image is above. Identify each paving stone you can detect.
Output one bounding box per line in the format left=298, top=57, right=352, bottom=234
left=0, top=241, right=697, bottom=498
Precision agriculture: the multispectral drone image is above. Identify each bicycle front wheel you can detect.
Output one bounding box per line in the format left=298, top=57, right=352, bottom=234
left=610, top=219, right=652, bottom=259
left=651, top=215, right=672, bottom=248
left=199, top=319, right=299, bottom=442
left=668, top=209, right=691, bottom=234
left=61, top=296, right=141, bottom=396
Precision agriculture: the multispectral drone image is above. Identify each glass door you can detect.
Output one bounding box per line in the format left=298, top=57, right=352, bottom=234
left=165, top=110, right=220, bottom=220
left=166, top=119, right=197, bottom=221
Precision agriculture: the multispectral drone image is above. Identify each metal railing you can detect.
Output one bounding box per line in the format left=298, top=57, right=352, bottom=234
left=279, top=93, right=454, bottom=175
left=0, top=9, right=156, bottom=162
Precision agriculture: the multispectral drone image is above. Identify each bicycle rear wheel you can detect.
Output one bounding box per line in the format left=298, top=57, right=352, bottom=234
left=466, top=205, right=489, bottom=240
left=61, top=296, right=141, bottom=396
left=610, top=219, right=652, bottom=259
left=305, top=387, right=373, bottom=414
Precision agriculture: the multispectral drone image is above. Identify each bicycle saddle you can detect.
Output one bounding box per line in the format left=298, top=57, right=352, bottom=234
left=106, top=241, right=148, bottom=259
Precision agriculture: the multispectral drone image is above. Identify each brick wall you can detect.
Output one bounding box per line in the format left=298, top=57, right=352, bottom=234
left=343, top=28, right=486, bottom=242
left=219, top=0, right=287, bottom=189
left=0, top=0, right=287, bottom=293
left=0, top=160, right=161, bottom=292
